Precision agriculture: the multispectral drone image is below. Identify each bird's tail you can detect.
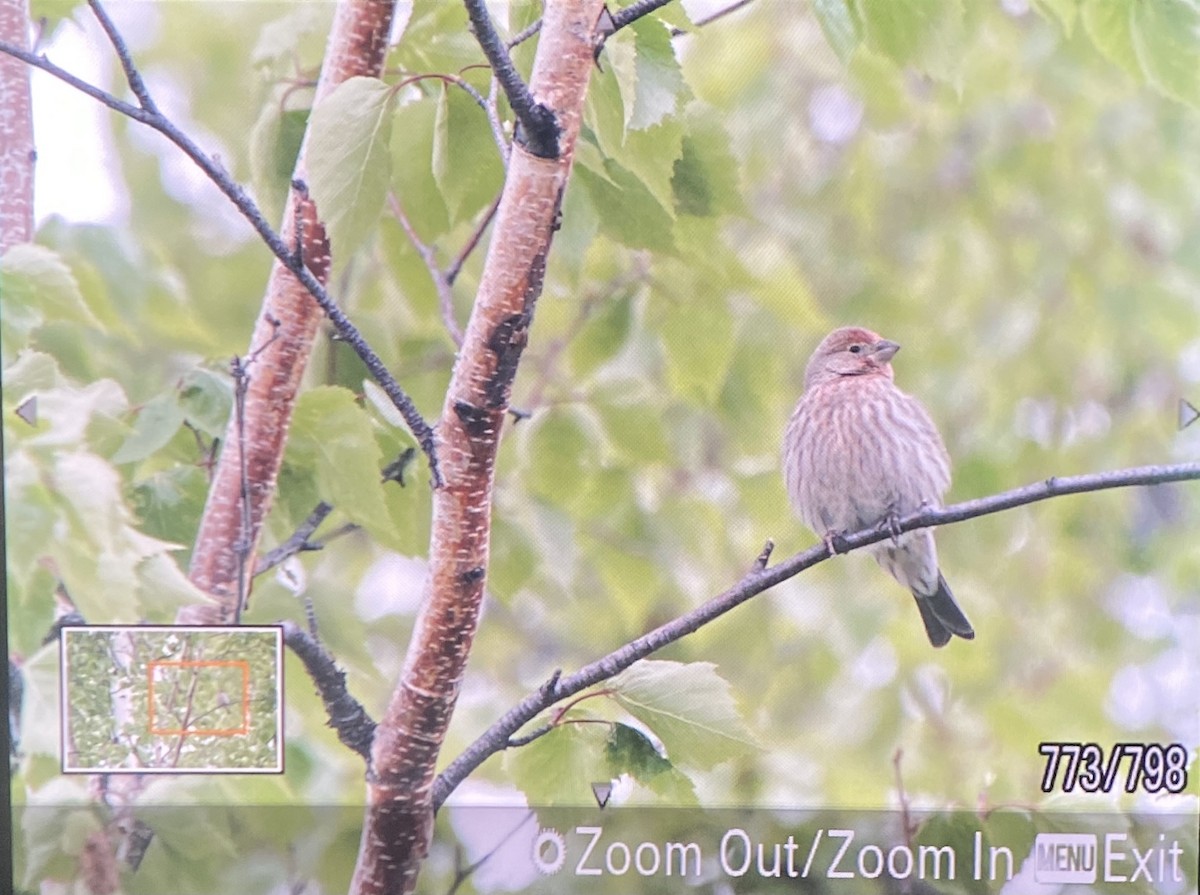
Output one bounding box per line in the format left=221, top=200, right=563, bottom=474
left=913, top=573, right=975, bottom=648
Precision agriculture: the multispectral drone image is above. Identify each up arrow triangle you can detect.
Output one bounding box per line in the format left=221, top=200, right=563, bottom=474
left=590, top=782, right=613, bottom=809
left=1179, top=398, right=1200, bottom=431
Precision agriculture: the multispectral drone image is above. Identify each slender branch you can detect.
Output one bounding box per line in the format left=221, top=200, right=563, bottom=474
left=670, top=0, right=754, bottom=34
left=389, top=194, right=464, bottom=347
left=482, top=74, right=511, bottom=165
left=254, top=501, right=335, bottom=575
left=446, top=194, right=501, bottom=286
left=431, top=461, right=1200, bottom=808
left=610, top=0, right=676, bottom=31
left=0, top=25, right=443, bottom=487
left=463, top=0, right=559, bottom=157
left=508, top=19, right=542, bottom=49
left=87, top=0, right=155, bottom=110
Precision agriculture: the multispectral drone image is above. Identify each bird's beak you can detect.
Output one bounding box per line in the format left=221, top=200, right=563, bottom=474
left=871, top=339, right=900, bottom=363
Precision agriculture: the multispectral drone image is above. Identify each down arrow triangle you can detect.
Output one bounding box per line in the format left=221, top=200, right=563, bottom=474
left=591, top=782, right=613, bottom=809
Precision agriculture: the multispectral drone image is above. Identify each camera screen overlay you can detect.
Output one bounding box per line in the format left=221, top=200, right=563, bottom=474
left=2, top=1, right=1199, bottom=893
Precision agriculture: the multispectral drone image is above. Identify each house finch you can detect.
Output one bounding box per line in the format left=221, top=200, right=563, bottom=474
left=782, top=326, right=974, bottom=647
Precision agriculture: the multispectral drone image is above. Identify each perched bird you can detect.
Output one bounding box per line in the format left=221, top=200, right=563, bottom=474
left=782, top=326, right=974, bottom=647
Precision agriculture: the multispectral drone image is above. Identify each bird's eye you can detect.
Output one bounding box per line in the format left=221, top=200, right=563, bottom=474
left=848, top=344, right=863, bottom=354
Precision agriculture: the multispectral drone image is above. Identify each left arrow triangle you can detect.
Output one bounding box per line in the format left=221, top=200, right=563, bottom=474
left=15, top=396, right=37, bottom=426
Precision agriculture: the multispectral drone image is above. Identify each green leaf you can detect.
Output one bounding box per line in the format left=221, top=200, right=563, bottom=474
left=652, top=293, right=737, bottom=404
left=568, top=293, right=634, bottom=377
left=523, top=408, right=600, bottom=509
left=1081, top=1, right=1141, bottom=78
left=609, top=660, right=757, bottom=770
left=1130, top=1, right=1200, bottom=107
left=576, top=160, right=676, bottom=253
left=813, top=0, right=862, bottom=64
left=605, top=723, right=698, bottom=804
left=286, top=386, right=398, bottom=550
left=28, top=0, right=82, bottom=32
left=620, top=119, right=684, bottom=219
left=111, top=392, right=185, bottom=463
left=249, top=101, right=309, bottom=227
left=0, top=243, right=98, bottom=358
left=608, top=17, right=685, bottom=131
left=395, top=0, right=478, bottom=73
left=306, top=76, right=395, bottom=258
left=1032, top=0, right=1077, bottom=34
left=1084, top=0, right=1200, bottom=107
left=583, top=62, right=627, bottom=161
left=853, top=0, right=965, bottom=81
left=390, top=97, right=451, bottom=240
left=671, top=111, right=744, bottom=218
left=506, top=722, right=612, bottom=805
left=131, top=465, right=209, bottom=547
left=177, top=367, right=233, bottom=437
left=250, top=4, right=330, bottom=73
left=432, top=82, right=505, bottom=222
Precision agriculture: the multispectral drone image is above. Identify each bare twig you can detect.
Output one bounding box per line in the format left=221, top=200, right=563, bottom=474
left=389, top=194, right=464, bottom=347
left=481, top=74, right=511, bottom=165
left=0, top=7, right=443, bottom=486
left=671, top=0, right=754, bottom=34
left=446, top=194, right=501, bottom=286
left=230, top=356, right=253, bottom=623
left=431, top=461, right=1200, bottom=808
left=254, top=501, right=336, bottom=575
left=507, top=18, right=542, bottom=49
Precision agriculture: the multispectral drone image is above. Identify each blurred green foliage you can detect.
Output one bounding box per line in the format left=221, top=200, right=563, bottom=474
left=5, top=0, right=1199, bottom=892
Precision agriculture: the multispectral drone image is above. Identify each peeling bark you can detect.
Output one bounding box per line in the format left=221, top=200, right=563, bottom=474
left=349, top=2, right=605, bottom=892
left=181, top=0, right=397, bottom=625
left=0, top=0, right=34, bottom=251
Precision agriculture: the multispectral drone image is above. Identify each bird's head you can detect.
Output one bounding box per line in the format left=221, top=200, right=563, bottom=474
left=804, top=326, right=899, bottom=388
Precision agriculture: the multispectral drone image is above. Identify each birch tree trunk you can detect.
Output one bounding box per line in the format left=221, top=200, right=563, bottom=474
left=0, top=0, right=33, bottom=251
left=350, top=2, right=606, bottom=891
left=180, top=0, right=398, bottom=625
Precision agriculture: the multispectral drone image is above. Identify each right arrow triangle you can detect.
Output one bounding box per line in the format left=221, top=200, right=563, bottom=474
left=1179, top=398, right=1200, bottom=431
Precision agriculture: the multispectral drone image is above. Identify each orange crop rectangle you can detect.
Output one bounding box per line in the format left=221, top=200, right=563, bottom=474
left=147, top=659, right=251, bottom=737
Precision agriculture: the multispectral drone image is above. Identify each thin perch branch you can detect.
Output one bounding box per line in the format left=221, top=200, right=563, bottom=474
left=610, top=0, right=677, bottom=31
left=430, top=461, right=1200, bottom=808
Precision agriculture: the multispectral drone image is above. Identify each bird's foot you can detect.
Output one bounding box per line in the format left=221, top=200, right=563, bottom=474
left=822, top=530, right=850, bottom=555
left=876, top=512, right=902, bottom=546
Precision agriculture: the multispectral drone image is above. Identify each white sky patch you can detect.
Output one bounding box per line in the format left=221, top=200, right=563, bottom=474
left=32, top=19, right=125, bottom=225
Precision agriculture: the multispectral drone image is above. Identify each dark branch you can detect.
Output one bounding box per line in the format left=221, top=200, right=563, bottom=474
left=255, top=501, right=335, bottom=575
left=610, top=0, right=676, bottom=32
left=0, top=11, right=443, bottom=487
left=282, top=621, right=377, bottom=760
left=463, top=0, right=559, bottom=158
left=431, top=461, right=1200, bottom=809
left=87, top=0, right=156, bottom=111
